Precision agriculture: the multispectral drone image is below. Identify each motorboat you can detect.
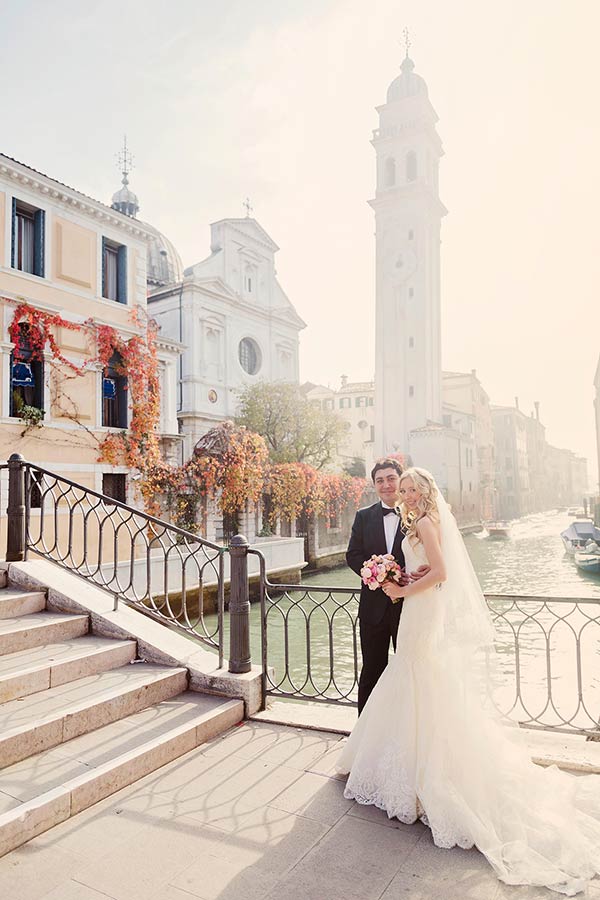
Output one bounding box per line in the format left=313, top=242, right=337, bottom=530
left=486, top=521, right=512, bottom=539
left=561, top=520, right=600, bottom=555
left=574, top=540, right=600, bottom=575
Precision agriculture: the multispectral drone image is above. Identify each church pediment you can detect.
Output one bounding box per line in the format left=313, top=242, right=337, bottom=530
left=191, top=275, right=239, bottom=300
left=211, top=217, right=279, bottom=253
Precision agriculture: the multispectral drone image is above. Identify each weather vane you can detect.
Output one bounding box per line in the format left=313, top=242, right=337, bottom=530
left=243, top=197, right=253, bottom=218
left=402, top=26, right=411, bottom=58
left=116, top=135, right=134, bottom=184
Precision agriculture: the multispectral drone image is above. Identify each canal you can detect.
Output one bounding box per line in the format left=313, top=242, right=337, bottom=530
left=208, top=510, right=600, bottom=724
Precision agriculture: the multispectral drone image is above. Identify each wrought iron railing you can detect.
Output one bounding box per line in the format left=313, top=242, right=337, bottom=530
left=255, top=551, right=600, bottom=736
left=5, top=455, right=228, bottom=666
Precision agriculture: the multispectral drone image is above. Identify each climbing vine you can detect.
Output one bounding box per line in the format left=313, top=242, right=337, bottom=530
left=5, top=299, right=367, bottom=528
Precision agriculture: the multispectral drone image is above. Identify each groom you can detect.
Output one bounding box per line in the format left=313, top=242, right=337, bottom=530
left=346, top=457, right=428, bottom=713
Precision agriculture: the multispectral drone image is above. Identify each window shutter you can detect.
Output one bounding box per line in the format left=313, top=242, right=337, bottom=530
left=117, top=245, right=127, bottom=304
left=101, top=237, right=107, bottom=298
left=11, top=198, right=17, bottom=268
left=33, top=209, right=45, bottom=277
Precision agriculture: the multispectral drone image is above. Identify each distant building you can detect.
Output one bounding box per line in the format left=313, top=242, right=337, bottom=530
left=442, top=370, right=495, bottom=520
left=149, top=217, right=306, bottom=461
left=491, top=404, right=532, bottom=519
left=303, top=377, right=375, bottom=473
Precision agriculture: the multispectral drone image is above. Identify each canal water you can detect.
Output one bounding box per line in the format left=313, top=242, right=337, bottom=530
left=209, top=511, right=600, bottom=725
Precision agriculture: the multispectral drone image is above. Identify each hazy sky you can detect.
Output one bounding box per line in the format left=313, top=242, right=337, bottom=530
left=1, top=0, right=598, bottom=484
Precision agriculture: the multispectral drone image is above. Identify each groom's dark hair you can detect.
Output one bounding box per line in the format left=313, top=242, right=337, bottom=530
left=371, top=457, right=404, bottom=482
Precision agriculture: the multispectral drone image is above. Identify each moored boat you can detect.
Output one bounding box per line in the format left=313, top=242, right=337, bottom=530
left=561, top=520, right=600, bottom=555
left=574, top=541, right=600, bottom=574
left=486, top=521, right=512, bottom=539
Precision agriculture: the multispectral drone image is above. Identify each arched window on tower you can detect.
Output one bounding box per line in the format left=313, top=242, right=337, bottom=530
left=406, top=151, right=418, bottom=183
left=384, top=157, right=396, bottom=188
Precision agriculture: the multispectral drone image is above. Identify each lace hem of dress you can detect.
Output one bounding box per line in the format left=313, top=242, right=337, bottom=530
left=343, top=784, right=474, bottom=851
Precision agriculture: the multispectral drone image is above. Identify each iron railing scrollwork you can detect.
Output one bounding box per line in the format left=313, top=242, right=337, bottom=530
left=254, top=547, right=600, bottom=737
left=4, top=454, right=229, bottom=667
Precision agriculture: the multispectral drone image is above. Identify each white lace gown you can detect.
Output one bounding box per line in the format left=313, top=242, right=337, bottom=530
left=337, top=537, right=600, bottom=896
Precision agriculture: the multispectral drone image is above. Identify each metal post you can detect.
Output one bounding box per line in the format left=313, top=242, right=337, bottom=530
left=228, top=533, right=251, bottom=674
left=7, top=453, right=25, bottom=562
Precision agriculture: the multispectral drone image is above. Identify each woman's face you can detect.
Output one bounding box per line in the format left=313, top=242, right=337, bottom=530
left=399, top=477, right=422, bottom=511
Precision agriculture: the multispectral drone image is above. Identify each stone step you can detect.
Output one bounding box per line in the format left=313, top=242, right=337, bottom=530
left=0, top=663, right=188, bottom=769
left=0, top=611, right=89, bottom=656
left=0, top=691, right=243, bottom=857
left=0, top=588, right=46, bottom=619
left=0, top=635, right=137, bottom=703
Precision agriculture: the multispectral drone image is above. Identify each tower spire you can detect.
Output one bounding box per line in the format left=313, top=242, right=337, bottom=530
left=402, top=26, right=411, bottom=59
left=111, top=136, right=139, bottom=218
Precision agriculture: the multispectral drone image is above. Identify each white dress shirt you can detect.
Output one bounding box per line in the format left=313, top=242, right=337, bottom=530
left=381, top=501, right=400, bottom=555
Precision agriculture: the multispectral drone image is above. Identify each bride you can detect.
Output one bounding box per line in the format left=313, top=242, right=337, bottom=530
left=337, top=467, right=600, bottom=896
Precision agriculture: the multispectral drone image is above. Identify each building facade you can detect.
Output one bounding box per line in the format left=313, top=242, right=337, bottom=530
left=303, top=377, right=375, bottom=473
left=372, top=51, right=446, bottom=458
left=0, top=153, right=179, bottom=508
left=442, top=370, right=495, bottom=520
left=491, top=405, right=532, bottom=520
left=148, top=217, right=305, bottom=461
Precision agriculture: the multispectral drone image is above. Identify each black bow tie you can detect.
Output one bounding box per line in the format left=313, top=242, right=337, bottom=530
left=382, top=507, right=397, bottom=516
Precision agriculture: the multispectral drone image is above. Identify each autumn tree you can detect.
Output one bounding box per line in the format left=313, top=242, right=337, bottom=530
left=235, top=382, right=348, bottom=470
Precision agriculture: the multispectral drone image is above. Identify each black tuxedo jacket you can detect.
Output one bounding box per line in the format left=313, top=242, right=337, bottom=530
left=346, top=501, right=406, bottom=625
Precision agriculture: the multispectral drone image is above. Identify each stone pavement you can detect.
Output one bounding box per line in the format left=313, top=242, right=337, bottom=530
left=0, top=720, right=599, bottom=900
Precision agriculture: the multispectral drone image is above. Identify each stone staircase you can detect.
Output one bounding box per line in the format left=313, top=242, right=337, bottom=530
left=0, top=580, right=244, bottom=856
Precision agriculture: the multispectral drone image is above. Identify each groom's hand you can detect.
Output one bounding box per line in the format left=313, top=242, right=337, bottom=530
left=409, top=565, right=431, bottom=582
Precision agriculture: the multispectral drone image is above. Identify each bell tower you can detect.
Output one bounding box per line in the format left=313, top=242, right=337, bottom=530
left=372, top=39, right=447, bottom=457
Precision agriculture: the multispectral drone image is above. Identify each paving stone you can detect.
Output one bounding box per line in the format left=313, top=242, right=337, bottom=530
left=74, top=815, right=226, bottom=900
left=268, top=769, right=354, bottom=824
left=0, top=843, right=85, bottom=900
left=264, top=811, right=421, bottom=900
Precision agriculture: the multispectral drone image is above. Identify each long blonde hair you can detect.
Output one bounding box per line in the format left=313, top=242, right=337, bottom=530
left=397, top=467, right=440, bottom=545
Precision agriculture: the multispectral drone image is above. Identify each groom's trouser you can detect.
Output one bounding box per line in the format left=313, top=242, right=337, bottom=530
left=358, top=604, right=401, bottom=715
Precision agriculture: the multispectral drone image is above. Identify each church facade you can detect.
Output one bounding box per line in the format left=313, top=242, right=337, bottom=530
left=148, top=217, right=305, bottom=461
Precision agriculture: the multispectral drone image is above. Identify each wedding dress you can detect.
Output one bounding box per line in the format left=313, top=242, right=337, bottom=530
left=337, top=486, right=600, bottom=896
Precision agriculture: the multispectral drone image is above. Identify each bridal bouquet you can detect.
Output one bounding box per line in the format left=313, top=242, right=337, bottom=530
left=360, top=554, right=403, bottom=591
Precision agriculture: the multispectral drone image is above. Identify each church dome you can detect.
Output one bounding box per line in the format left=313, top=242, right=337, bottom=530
left=386, top=56, right=428, bottom=103
left=146, top=225, right=184, bottom=287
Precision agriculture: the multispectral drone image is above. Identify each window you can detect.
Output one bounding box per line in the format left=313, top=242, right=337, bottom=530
left=12, top=200, right=45, bottom=277
left=408, top=337, right=414, bottom=348
left=442, top=414, right=451, bottom=427
left=409, top=386, right=414, bottom=398
left=339, top=397, right=351, bottom=409
left=406, top=151, right=418, bottom=182
left=324, top=398, right=334, bottom=410
left=408, top=287, right=414, bottom=298
left=238, top=337, right=261, bottom=375
left=408, top=229, right=414, bottom=240
left=384, top=157, right=396, bottom=187
left=10, top=324, right=44, bottom=417
left=102, top=473, right=127, bottom=504
left=102, top=238, right=127, bottom=303
left=102, top=353, right=128, bottom=428
left=355, top=396, right=366, bottom=408
left=367, top=396, right=374, bottom=407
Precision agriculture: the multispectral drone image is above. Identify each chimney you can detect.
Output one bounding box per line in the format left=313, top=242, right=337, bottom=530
left=515, top=397, right=519, bottom=411
left=534, top=401, right=540, bottom=421
left=341, top=374, right=348, bottom=388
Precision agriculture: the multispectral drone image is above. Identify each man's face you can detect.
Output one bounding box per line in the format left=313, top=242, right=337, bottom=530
left=373, top=467, right=401, bottom=505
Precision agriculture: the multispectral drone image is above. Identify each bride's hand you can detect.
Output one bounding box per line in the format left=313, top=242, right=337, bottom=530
left=382, top=582, right=403, bottom=602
